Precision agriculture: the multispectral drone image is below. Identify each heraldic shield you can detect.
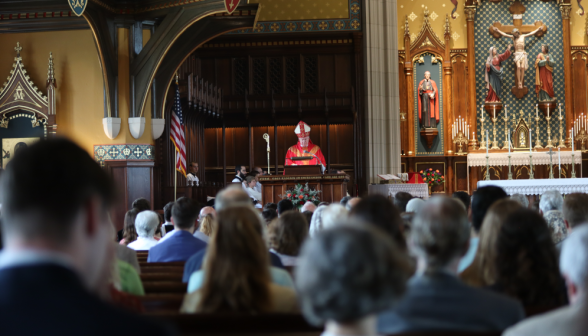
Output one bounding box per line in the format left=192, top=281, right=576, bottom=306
left=225, top=0, right=241, bottom=14
left=69, top=0, right=87, bottom=17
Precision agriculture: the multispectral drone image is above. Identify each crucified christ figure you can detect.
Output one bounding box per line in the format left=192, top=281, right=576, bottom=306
left=493, top=26, right=542, bottom=89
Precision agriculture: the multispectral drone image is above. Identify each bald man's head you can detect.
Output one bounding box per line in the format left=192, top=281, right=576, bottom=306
left=215, top=186, right=251, bottom=210
left=199, top=206, right=216, bottom=220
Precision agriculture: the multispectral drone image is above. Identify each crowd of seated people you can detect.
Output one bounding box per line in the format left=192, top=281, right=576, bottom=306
left=4, top=138, right=588, bottom=336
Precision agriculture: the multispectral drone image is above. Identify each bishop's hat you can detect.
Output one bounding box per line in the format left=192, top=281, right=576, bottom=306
left=294, top=121, right=311, bottom=139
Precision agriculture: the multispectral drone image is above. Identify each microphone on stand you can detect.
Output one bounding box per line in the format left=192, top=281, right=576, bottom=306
left=304, top=150, right=325, bottom=172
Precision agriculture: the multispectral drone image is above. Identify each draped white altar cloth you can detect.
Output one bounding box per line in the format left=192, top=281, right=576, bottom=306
left=368, top=183, right=429, bottom=199
left=477, top=178, right=588, bottom=195
left=467, top=151, right=582, bottom=167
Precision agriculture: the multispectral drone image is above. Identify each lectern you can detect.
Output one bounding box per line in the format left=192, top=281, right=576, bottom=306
left=284, top=165, right=322, bottom=175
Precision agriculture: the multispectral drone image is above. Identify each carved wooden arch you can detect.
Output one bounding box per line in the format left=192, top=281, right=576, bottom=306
left=0, top=43, right=56, bottom=136
left=409, top=8, right=447, bottom=62
left=571, top=50, right=588, bottom=120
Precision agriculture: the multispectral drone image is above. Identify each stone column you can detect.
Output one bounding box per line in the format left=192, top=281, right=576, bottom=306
left=465, top=6, right=477, bottom=149
left=363, top=0, right=401, bottom=184
left=560, top=3, right=573, bottom=132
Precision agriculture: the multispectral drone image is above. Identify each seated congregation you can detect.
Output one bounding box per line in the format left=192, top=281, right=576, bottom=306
left=2, top=138, right=588, bottom=336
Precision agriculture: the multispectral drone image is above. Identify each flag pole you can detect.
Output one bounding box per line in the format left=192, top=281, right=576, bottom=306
left=174, top=151, right=177, bottom=201
left=173, top=72, right=179, bottom=202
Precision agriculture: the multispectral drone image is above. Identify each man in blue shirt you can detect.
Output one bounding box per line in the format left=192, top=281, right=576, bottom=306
left=148, top=197, right=206, bottom=262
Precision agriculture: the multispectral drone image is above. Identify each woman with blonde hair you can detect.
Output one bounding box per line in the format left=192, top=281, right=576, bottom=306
left=181, top=206, right=298, bottom=313
left=460, top=199, right=521, bottom=287
left=199, top=214, right=217, bottom=237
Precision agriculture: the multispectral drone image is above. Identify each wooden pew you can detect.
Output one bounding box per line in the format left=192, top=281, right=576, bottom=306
left=143, top=281, right=188, bottom=294
left=148, top=313, right=322, bottom=336
left=141, top=294, right=185, bottom=313
left=141, top=273, right=183, bottom=282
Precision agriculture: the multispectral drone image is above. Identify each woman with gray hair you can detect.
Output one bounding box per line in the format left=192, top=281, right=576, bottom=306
left=539, top=189, right=568, bottom=246
left=127, top=211, right=160, bottom=250
left=296, top=223, right=408, bottom=336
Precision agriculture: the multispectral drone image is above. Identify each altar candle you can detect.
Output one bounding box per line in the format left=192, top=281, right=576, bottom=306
left=547, top=106, right=550, bottom=118
left=505, top=105, right=508, bottom=119
left=559, top=104, right=562, bottom=118
left=508, top=130, right=511, bottom=154
left=493, top=108, right=496, bottom=120
left=530, top=129, right=532, bottom=153
left=573, top=128, right=575, bottom=152
left=536, top=104, right=538, bottom=118
left=486, top=131, right=489, bottom=155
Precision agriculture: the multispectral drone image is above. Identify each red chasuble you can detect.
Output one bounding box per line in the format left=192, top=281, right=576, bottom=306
left=284, top=140, right=326, bottom=168
left=417, top=79, right=439, bottom=122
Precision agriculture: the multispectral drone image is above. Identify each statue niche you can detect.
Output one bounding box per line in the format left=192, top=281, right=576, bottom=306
left=512, top=113, right=531, bottom=151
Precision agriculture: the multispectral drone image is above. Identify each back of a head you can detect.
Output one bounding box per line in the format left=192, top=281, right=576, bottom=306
left=510, top=193, right=529, bottom=208
left=477, top=199, right=522, bottom=285
left=135, top=211, right=160, bottom=238
left=471, top=186, right=508, bottom=232
left=563, top=193, right=588, bottom=229
left=560, top=224, right=588, bottom=292
left=496, top=209, right=563, bottom=306
left=339, top=196, right=352, bottom=207
left=539, top=190, right=564, bottom=213
left=199, top=214, right=217, bottom=236
left=200, top=206, right=271, bottom=313
left=452, top=191, right=470, bottom=210
left=349, top=194, right=406, bottom=249
left=132, top=198, right=151, bottom=212
left=301, top=211, right=313, bottom=226
left=411, top=197, right=469, bottom=270
left=393, top=192, right=413, bottom=212
left=0, top=138, right=115, bottom=245
left=268, top=210, right=309, bottom=256
left=406, top=198, right=425, bottom=213
left=309, top=205, right=327, bottom=237
left=261, top=209, right=277, bottom=224
left=296, top=224, right=408, bottom=326
left=263, top=202, right=277, bottom=212
left=277, top=199, right=294, bottom=215
left=172, top=197, right=199, bottom=230
left=321, top=204, right=348, bottom=231
left=163, top=202, right=174, bottom=222
left=215, top=185, right=251, bottom=210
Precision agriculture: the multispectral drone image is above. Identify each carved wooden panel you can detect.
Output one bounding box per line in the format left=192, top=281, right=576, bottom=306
left=304, top=55, right=318, bottom=93
left=572, top=51, right=587, bottom=122
left=454, top=161, right=468, bottom=191
left=451, top=54, right=468, bottom=122
left=399, top=57, right=408, bottom=155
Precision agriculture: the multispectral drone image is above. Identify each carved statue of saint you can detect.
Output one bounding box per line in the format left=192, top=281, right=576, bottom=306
left=484, top=45, right=512, bottom=102
left=493, top=26, right=542, bottom=89
left=535, top=44, right=556, bottom=102
left=417, top=71, right=439, bottom=129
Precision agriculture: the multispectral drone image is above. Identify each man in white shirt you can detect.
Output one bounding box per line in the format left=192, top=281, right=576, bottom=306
left=232, top=165, right=247, bottom=183
left=252, top=167, right=263, bottom=194
left=244, top=175, right=262, bottom=205
left=186, top=162, right=199, bottom=186
left=127, top=211, right=160, bottom=250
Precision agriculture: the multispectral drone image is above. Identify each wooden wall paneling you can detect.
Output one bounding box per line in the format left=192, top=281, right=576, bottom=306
left=334, top=54, right=352, bottom=92
left=454, top=161, right=468, bottom=192
left=205, top=128, right=217, bottom=168
left=233, top=127, right=249, bottom=169
left=337, top=124, right=354, bottom=164
left=562, top=4, right=573, bottom=133
left=216, top=58, right=232, bottom=96
left=451, top=54, right=468, bottom=152
left=318, top=55, right=335, bottom=92
left=572, top=51, right=587, bottom=123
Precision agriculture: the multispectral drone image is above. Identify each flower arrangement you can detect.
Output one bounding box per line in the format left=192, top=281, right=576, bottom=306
left=280, top=183, right=321, bottom=207
left=420, top=168, right=445, bottom=187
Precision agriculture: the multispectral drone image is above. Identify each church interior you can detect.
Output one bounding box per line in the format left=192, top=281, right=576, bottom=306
left=2, top=0, right=588, bottom=334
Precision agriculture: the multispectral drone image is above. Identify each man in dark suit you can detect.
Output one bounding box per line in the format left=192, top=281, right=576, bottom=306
left=0, top=139, right=173, bottom=336
left=148, top=197, right=206, bottom=262
left=378, top=196, right=524, bottom=334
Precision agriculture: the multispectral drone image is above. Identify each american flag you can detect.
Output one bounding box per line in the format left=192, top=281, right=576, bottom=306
left=170, top=82, right=186, bottom=177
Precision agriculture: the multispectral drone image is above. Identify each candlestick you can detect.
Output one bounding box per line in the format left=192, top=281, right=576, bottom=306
left=508, top=130, right=511, bottom=154
left=503, top=109, right=509, bottom=150
left=572, top=128, right=575, bottom=152
left=485, top=131, right=490, bottom=181
left=572, top=152, right=577, bottom=178
left=491, top=115, right=500, bottom=150
left=534, top=114, right=543, bottom=149
left=557, top=110, right=566, bottom=148
left=479, top=106, right=487, bottom=150
left=529, top=150, right=534, bottom=180
left=486, top=132, right=489, bottom=155
left=559, top=103, right=561, bottom=118
left=530, top=129, right=532, bottom=153
left=535, top=104, right=538, bottom=118
left=545, top=107, right=554, bottom=148
left=507, top=136, right=513, bottom=180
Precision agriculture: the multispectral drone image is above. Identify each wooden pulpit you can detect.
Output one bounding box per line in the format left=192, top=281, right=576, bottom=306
left=284, top=165, right=322, bottom=175
left=258, top=173, right=347, bottom=204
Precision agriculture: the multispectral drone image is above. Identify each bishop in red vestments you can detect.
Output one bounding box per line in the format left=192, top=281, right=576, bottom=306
left=284, top=121, right=326, bottom=173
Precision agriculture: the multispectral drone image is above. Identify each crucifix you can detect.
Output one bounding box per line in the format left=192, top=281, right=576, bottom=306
left=548, top=147, right=555, bottom=179
left=488, top=0, right=547, bottom=99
